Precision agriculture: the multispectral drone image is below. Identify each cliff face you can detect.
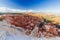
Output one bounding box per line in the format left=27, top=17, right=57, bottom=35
left=2, top=13, right=60, bottom=37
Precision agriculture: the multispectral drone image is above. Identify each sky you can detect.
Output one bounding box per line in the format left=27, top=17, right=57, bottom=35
left=0, top=0, right=60, bottom=13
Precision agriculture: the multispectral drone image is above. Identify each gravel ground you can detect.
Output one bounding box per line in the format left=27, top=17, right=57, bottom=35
left=0, top=20, right=60, bottom=40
